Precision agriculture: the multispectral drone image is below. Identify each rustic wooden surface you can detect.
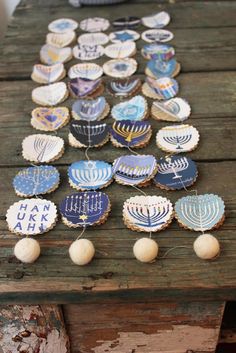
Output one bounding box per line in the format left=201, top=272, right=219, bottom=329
left=0, top=0, right=236, bottom=305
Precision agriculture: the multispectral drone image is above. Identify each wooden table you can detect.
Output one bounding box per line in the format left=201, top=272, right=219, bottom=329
left=0, top=1, right=236, bottom=352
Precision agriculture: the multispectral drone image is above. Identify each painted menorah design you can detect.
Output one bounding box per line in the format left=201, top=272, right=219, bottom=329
left=116, top=162, right=152, bottom=180
left=71, top=167, right=112, bottom=186
left=114, top=122, right=149, bottom=142
left=65, top=193, right=103, bottom=217
left=158, top=157, right=189, bottom=179
left=72, top=124, right=106, bottom=144
left=127, top=204, right=170, bottom=228
left=79, top=99, right=103, bottom=119
left=20, top=167, right=55, bottom=194
left=162, top=129, right=192, bottom=150
left=34, top=137, right=59, bottom=162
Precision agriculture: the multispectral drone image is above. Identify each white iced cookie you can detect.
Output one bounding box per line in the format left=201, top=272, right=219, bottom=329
left=133, top=238, right=158, bottom=263
left=69, top=239, right=95, bottom=265
left=193, top=234, right=220, bottom=260
left=14, top=238, right=41, bottom=263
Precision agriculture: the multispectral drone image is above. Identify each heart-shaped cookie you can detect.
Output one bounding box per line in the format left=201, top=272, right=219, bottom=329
left=146, top=58, right=180, bottom=79
left=107, top=77, right=141, bottom=98
left=40, top=44, right=72, bottom=65
left=31, top=107, right=70, bottom=131
left=32, top=82, right=68, bottom=106
left=68, top=63, right=103, bottom=80
left=46, top=31, right=76, bottom=48
left=72, top=97, right=107, bottom=121
left=111, top=95, right=148, bottom=121
left=31, top=63, right=65, bottom=84
left=68, top=78, right=102, bottom=98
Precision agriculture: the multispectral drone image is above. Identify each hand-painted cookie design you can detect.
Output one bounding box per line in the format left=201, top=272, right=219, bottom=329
left=22, top=134, right=64, bottom=163
left=109, top=30, right=140, bottom=43
left=68, top=160, right=113, bottom=190
left=143, top=77, right=179, bottom=100
left=175, top=194, right=225, bottom=231
left=105, top=42, right=136, bottom=59
left=145, top=58, right=180, bottom=79
left=103, top=58, right=137, bottom=78
left=32, top=82, right=68, bottom=106
left=13, top=166, right=60, bottom=197
left=112, top=17, right=141, bottom=30
left=154, top=156, right=198, bottom=190
left=69, top=121, right=109, bottom=148
left=72, top=97, right=108, bottom=121
left=141, top=11, right=170, bottom=29
left=141, top=29, right=174, bottom=43
left=156, top=124, right=200, bottom=153
left=106, top=77, right=141, bottom=98
left=80, top=17, right=110, bottom=32
left=123, top=195, right=173, bottom=232
left=111, top=95, right=148, bottom=121
left=31, top=107, right=70, bottom=131
left=78, top=32, right=109, bottom=46
left=46, top=31, right=76, bottom=48
left=31, top=63, right=65, bottom=84
left=6, top=199, right=57, bottom=235
left=73, top=44, right=104, bottom=61
left=68, top=77, right=102, bottom=98
left=141, top=43, right=175, bottom=61
left=151, top=98, right=191, bottom=122
left=111, top=120, right=152, bottom=148
left=59, top=191, right=110, bottom=227
left=68, top=63, right=103, bottom=80
left=40, top=44, right=72, bottom=65
left=48, top=18, right=78, bottom=33
left=112, top=155, right=157, bottom=186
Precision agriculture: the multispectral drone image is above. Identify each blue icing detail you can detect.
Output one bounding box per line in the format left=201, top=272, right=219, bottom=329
left=113, top=31, right=135, bottom=42
left=68, top=160, right=113, bottom=190
left=59, top=191, right=109, bottom=226
left=175, top=194, right=225, bottom=231
left=142, top=44, right=175, bottom=60
left=72, top=97, right=106, bottom=121
left=13, top=166, right=59, bottom=196
left=111, top=120, right=151, bottom=147
left=147, top=58, right=177, bottom=78
left=112, top=96, right=146, bottom=121
left=154, top=155, right=197, bottom=190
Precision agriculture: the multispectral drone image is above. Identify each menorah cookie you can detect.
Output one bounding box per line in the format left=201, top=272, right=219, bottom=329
left=73, top=44, right=104, bottom=61
left=156, top=124, right=200, bottom=153
left=110, top=120, right=152, bottom=148
left=31, top=107, right=70, bottom=131
left=68, top=63, right=103, bottom=80
left=68, top=160, right=113, bottom=190
left=141, top=29, right=174, bottom=43
left=154, top=156, right=198, bottom=190
left=104, top=42, right=136, bottom=59
left=109, top=30, right=140, bottom=43
left=68, top=77, right=103, bottom=99
left=145, top=58, right=181, bottom=79
left=112, top=16, right=141, bottom=30
left=103, top=58, right=137, bottom=78
left=40, top=45, right=72, bottom=65
left=59, top=191, right=111, bottom=228
left=123, top=195, right=173, bottom=232
left=46, top=31, right=76, bottom=48
left=31, top=63, right=66, bottom=84
left=22, top=134, right=64, bottom=163
left=32, top=82, right=68, bottom=106
left=111, top=95, right=148, bottom=121
left=78, top=32, right=109, bottom=46
left=72, top=97, right=109, bottom=121
left=151, top=98, right=191, bottom=122
left=6, top=199, right=57, bottom=235
left=141, top=43, right=175, bottom=61
left=69, top=121, right=110, bottom=148
left=112, top=155, right=157, bottom=187
left=48, top=18, right=78, bottom=33
left=107, top=77, right=142, bottom=98
left=80, top=17, right=110, bottom=32
left=141, top=11, right=170, bottom=29
left=13, top=166, right=60, bottom=197
left=142, top=77, right=179, bottom=100
left=175, top=194, right=225, bottom=231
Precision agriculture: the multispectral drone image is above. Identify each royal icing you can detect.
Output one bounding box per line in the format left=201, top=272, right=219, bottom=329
left=31, top=107, right=69, bottom=131
left=152, top=98, right=191, bottom=122
left=146, top=77, right=179, bottom=100
left=32, top=82, right=68, bottom=106
left=48, top=18, right=78, bottom=33
left=141, top=43, right=175, bottom=60
left=73, top=44, right=104, bottom=61
left=104, top=42, right=136, bottom=59
left=46, top=31, right=76, bottom=48
left=40, top=44, right=72, bottom=65
left=31, top=63, right=65, bottom=84
left=146, top=58, right=179, bottom=78
left=72, top=97, right=106, bottom=121
left=68, top=63, right=103, bottom=80
left=109, top=30, right=140, bottom=43
left=141, top=11, right=170, bottom=29
left=112, top=17, right=141, bottom=30
left=69, top=121, right=109, bottom=147
left=103, top=58, right=137, bottom=78
left=111, top=95, right=147, bottom=121
left=111, top=120, right=151, bottom=147
left=141, top=29, right=174, bottom=43
left=80, top=17, right=110, bottom=32
left=78, top=32, right=109, bottom=46
left=68, top=77, right=101, bottom=98
left=106, top=77, right=141, bottom=97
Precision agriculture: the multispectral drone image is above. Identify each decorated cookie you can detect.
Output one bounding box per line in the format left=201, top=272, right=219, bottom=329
left=151, top=98, right=191, bottom=122
left=40, top=44, right=72, bottom=65
left=141, top=11, right=170, bottom=29
left=143, top=77, right=179, bottom=100
left=105, top=42, right=136, bottom=59
left=112, top=17, right=141, bottom=30
left=6, top=199, right=57, bottom=235
left=111, top=95, right=148, bottom=121
left=72, top=97, right=109, bottom=121
left=156, top=124, right=200, bottom=153
left=80, top=17, right=110, bottom=32
left=68, top=160, right=113, bottom=190
left=46, top=31, right=76, bottom=48
left=78, top=32, right=109, bottom=46
left=154, top=156, right=198, bottom=190
left=110, top=120, right=152, bottom=148
left=48, top=18, right=78, bottom=33
left=175, top=194, right=225, bottom=231
left=141, top=43, right=175, bottom=61
left=68, top=63, right=103, bottom=80
left=32, top=82, right=68, bottom=106
left=31, top=107, right=70, bottom=131
left=68, top=77, right=102, bottom=98
left=59, top=191, right=110, bottom=227
left=123, top=195, right=173, bottom=232
left=107, top=77, right=141, bottom=98
left=69, top=121, right=109, bottom=148
left=13, top=165, right=60, bottom=197
left=141, top=29, right=174, bottom=43
left=109, top=30, right=140, bottom=43
left=113, top=155, right=157, bottom=186
left=103, top=58, right=137, bottom=78
left=31, top=63, right=66, bottom=84
left=73, top=44, right=104, bottom=60
left=22, top=134, right=64, bottom=163
left=145, top=58, right=181, bottom=79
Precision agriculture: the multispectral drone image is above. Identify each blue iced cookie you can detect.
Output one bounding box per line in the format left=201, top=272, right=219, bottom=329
left=72, top=97, right=108, bottom=121
left=111, top=95, right=147, bottom=121
left=107, top=77, right=141, bottom=98
left=146, top=58, right=180, bottom=79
